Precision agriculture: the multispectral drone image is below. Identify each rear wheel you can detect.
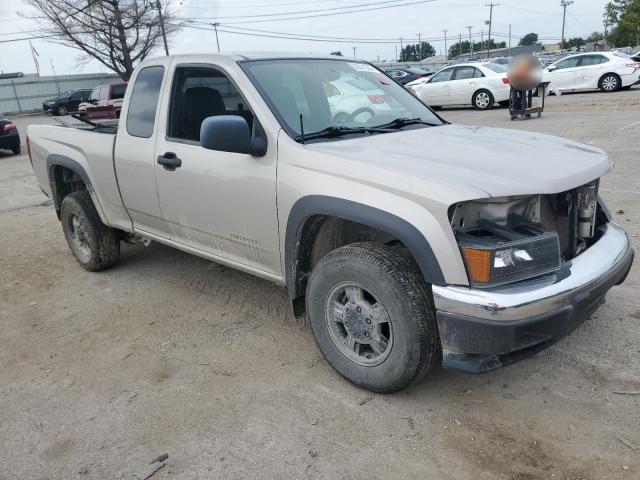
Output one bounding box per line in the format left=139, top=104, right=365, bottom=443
left=599, top=73, right=621, bottom=92
left=61, top=191, right=120, bottom=271
left=472, top=89, right=494, bottom=110
left=56, top=105, right=68, bottom=116
left=12, top=146, right=21, bottom=155
left=306, top=242, right=439, bottom=393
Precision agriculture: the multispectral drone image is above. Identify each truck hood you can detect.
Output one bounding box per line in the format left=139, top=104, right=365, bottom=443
left=307, top=124, right=611, bottom=198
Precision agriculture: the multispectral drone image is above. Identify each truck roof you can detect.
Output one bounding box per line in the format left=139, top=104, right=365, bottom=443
left=140, top=52, right=356, bottom=64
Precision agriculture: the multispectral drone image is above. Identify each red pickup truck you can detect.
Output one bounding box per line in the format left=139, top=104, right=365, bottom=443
left=78, top=82, right=128, bottom=120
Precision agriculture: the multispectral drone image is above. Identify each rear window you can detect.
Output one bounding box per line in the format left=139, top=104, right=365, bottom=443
left=126, top=66, right=164, bottom=138
left=111, top=84, right=127, bottom=100
left=483, top=64, right=508, bottom=73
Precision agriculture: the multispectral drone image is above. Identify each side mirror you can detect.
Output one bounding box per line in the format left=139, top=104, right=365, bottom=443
left=547, top=65, right=557, bottom=72
left=200, top=115, right=267, bottom=157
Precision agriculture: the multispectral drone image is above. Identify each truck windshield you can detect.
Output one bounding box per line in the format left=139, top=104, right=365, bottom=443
left=241, top=59, right=443, bottom=140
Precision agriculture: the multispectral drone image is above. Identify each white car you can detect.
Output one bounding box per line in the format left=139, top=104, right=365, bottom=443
left=413, top=62, right=510, bottom=110
left=542, top=52, right=640, bottom=93
left=325, top=76, right=405, bottom=123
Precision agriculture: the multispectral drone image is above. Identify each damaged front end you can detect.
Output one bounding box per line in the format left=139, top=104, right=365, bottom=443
left=433, top=180, right=634, bottom=373
left=448, top=180, right=607, bottom=288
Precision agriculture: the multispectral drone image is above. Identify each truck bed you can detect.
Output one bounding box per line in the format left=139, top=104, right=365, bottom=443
left=27, top=123, right=132, bottom=233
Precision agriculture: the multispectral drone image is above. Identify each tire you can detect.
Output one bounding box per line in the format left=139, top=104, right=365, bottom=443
left=60, top=191, right=120, bottom=271
left=12, top=146, right=21, bottom=155
left=306, top=242, right=439, bottom=393
left=599, top=73, right=621, bottom=92
left=498, top=100, right=510, bottom=108
left=56, top=105, right=69, bottom=116
left=472, top=89, right=494, bottom=110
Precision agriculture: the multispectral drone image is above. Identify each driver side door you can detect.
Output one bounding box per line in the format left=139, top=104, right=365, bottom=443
left=546, top=57, right=581, bottom=91
left=419, top=67, right=454, bottom=106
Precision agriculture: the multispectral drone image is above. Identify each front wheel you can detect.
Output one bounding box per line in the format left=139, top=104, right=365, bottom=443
left=61, top=191, right=120, bottom=271
left=306, top=242, right=439, bottom=393
left=472, top=89, right=495, bottom=110
left=12, top=146, right=21, bottom=155
left=56, top=105, right=68, bottom=116
left=599, top=73, right=621, bottom=92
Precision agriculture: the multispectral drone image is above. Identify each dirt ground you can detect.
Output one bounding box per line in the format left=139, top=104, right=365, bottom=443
left=1, top=88, right=639, bottom=480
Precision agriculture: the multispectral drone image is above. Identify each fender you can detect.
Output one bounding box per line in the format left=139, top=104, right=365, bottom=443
left=285, top=195, right=446, bottom=301
left=46, top=154, right=106, bottom=222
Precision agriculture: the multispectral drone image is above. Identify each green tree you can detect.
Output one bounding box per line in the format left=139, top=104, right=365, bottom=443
left=447, top=39, right=506, bottom=59
left=605, top=0, right=640, bottom=46
left=586, top=31, right=605, bottom=42
left=400, top=41, right=436, bottom=61
left=518, top=32, right=540, bottom=46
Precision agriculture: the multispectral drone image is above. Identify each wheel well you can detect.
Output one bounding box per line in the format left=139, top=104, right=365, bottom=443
left=50, top=165, right=88, bottom=219
left=290, top=215, right=409, bottom=317
left=599, top=72, right=621, bottom=84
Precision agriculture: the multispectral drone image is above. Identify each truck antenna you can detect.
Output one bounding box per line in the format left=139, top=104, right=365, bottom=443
left=299, top=114, right=305, bottom=145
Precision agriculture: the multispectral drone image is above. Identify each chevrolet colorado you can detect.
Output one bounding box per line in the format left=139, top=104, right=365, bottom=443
left=27, top=53, right=634, bottom=393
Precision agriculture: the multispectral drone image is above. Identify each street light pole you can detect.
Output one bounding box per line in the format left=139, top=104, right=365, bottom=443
left=442, top=29, right=448, bottom=60
left=213, top=22, right=220, bottom=52
left=560, top=0, right=574, bottom=51
left=155, top=0, right=170, bottom=55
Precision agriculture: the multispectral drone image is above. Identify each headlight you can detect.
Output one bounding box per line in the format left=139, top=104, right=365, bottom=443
left=458, top=228, right=561, bottom=287
left=450, top=196, right=562, bottom=288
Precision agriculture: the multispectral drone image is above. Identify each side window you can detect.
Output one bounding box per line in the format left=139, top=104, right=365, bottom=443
left=70, top=91, right=83, bottom=100
left=430, top=68, right=454, bottom=83
left=167, top=66, right=254, bottom=142
left=474, top=68, right=484, bottom=78
left=453, top=66, right=477, bottom=80
left=89, top=87, right=100, bottom=102
left=111, top=84, right=127, bottom=100
left=580, top=55, right=608, bottom=66
left=554, top=57, right=580, bottom=70
left=100, top=87, right=109, bottom=101
left=126, top=65, right=164, bottom=139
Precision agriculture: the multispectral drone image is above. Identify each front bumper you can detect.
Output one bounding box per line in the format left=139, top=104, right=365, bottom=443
left=433, top=223, right=634, bottom=373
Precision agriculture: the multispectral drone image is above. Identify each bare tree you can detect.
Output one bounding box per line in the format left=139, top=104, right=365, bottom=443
left=23, top=0, right=180, bottom=80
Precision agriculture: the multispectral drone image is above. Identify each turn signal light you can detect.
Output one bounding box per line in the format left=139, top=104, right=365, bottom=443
left=502, top=77, right=510, bottom=84
left=462, top=247, right=491, bottom=284
left=3, top=123, right=16, bottom=132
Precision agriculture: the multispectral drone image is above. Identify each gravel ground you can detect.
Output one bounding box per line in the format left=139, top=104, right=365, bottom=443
left=1, top=88, right=639, bottom=480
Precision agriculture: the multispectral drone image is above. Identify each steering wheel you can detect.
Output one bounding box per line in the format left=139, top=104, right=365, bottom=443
left=333, top=107, right=376, bottom=124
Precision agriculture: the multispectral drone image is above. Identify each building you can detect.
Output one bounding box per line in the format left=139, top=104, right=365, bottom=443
left=454, top=44, right=542, bottom=61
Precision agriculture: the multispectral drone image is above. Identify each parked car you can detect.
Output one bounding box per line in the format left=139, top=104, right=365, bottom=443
left=384, top=67, right=432, bottom=84
left=325, top=75, right=406, bottom=123
left=0, top=113, right=20, bottom=154
left=542, top=52, right=640, bottom=93
left=491, top=57, right=512, bottom=65
left=413, top=62, right=510, bottom=110
left=26, top=53, right=634, bottom=393
left=43, top=89, right=92, bottom=116
left=79, top=82, right=128, bottom=119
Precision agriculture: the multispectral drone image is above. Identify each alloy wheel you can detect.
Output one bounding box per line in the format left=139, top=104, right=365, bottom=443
left=325, top=282, right=393, bottom=366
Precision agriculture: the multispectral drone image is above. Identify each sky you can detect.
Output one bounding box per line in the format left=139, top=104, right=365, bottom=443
left=0, top=0, right=609, bottom=76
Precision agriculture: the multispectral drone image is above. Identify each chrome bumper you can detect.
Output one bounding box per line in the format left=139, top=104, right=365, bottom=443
left=433, top=223, right=633, bottom=322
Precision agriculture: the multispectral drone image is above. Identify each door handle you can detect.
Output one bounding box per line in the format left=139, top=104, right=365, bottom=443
left=157, top=152, right=182, bottom=171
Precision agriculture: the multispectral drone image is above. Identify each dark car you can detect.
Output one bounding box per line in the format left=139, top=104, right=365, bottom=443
left=0, top=114, right=21, bottom=155
left=42, top=88, right=92, bottom=116
left=384, top=67, right=433, bottom=85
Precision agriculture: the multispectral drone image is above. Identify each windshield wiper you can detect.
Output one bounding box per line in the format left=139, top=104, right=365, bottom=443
left=295, top=125, right=393, bottom=143
left=372, top=117, right=439, bottom=129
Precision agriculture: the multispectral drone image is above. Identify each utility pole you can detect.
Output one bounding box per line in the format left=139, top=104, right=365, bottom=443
left=212, top=22, right=221, bottom=52
left=417, top=33, right=422, bottom=60
left=400, top=36, right=404, bottom=61
left=485, top=3, right=498, bottom=59
left=442, top=29, right=448, bottom=60
left=560, top=0, right=574, bottom=52
left=466, top=25, right=473, bottom=58
left=508, top=24, right=511, bottom=56
left=155, top=0, right=170, bottom=56
left=352, top=46, right=357, bottom=59
left=459, top=33, right=462, bottom=58
left=481, top=29, right=484, bottom=56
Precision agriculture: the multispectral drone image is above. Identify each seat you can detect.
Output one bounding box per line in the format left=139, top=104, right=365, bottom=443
left=182, top=87, right=227, bottom=141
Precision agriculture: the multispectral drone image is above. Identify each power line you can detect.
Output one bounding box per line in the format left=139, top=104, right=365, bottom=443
left=179, top=0, right=438, bottom=25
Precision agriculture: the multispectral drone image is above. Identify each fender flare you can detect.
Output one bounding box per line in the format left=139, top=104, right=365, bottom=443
left=46, top=155, right=106, bottom=223
left=285, top=195, right=446, bottom=301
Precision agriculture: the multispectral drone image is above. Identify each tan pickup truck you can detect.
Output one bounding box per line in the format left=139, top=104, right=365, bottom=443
left=27, top=53, right=634, bottom=393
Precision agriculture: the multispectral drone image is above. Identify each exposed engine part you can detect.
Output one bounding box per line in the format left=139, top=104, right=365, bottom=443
left=577, top=182, right=598, bottom=239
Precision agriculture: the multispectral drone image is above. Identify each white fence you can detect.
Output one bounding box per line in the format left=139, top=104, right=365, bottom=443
left=0, top=73, right=119, bottom=114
